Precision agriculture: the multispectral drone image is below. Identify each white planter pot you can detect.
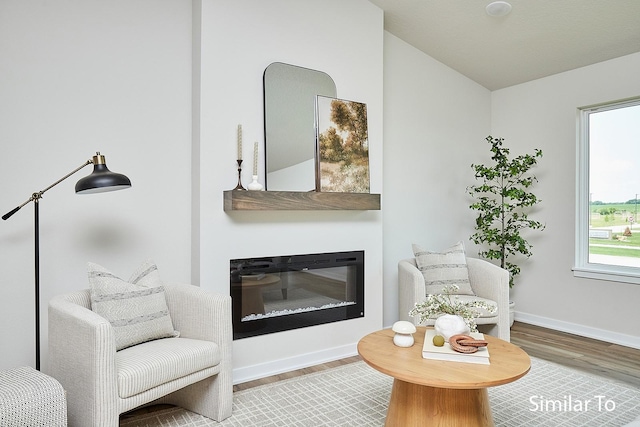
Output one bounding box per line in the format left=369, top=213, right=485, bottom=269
left=434, top=314, right=470, bottom=340
left=509, top=300, right=515, bottom=327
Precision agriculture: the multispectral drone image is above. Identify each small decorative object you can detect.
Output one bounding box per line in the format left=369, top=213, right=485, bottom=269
left=247, top=141, right=263, bottom=191
left=448, top=334, right=489, bottom=354
left=409, top=284, right=496, bottom=337
left=432, top=334, right=445, bottom=347
left=434, top=314, right=470, bottom=341
left=248, top=175, right=263, bottom=191
left=233, top=124, right=246, bottom=190
left=315, top=95, right=369, bottom=193
left=233, top=159, right=246, bottom=191
left=391, top=321, right=417, bottom=347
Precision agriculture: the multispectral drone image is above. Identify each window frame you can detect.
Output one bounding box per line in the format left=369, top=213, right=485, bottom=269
left=574, top=97, right=640, bottom=285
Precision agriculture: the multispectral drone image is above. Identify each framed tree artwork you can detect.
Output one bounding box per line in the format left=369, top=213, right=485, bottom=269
left=315, top=95, right=370, bottom=193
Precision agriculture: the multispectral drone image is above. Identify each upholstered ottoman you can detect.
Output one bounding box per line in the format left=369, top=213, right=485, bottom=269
left=0, top=366, right=67, bottom=426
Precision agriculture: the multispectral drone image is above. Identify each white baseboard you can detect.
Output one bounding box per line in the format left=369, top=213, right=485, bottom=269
left=232, top=343, right=358, bottom=385
left=515, top=311, right=640, bottom=350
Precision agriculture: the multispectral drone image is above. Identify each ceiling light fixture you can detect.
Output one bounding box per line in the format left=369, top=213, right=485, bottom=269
left=486, top=1, right=512, bottom=17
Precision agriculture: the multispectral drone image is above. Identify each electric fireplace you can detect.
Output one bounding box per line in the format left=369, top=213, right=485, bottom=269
left=230, top=250, right=364, bottom=339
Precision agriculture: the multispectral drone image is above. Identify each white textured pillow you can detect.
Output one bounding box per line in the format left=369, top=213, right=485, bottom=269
left=89, top=260, right=179, bottom=351
left=412, top=242, right=475, bottom=296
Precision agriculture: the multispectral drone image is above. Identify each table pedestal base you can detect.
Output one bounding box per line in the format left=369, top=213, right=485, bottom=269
left=385, top=379, right=494, bottom=427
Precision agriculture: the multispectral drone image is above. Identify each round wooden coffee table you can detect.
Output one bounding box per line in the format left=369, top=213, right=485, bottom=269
left=357, top=327, right=530, bottom=427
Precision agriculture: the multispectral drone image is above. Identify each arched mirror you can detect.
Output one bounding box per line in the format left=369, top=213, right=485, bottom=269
left=263, top=62, right=336, bottom=191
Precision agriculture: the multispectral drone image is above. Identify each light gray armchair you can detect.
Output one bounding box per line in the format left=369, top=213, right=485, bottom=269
left=398, top=257, right=510, bottom=342
left=48, top=283, right=232, bottom=427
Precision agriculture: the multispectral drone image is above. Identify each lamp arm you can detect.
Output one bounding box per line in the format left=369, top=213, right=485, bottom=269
left=2, top=159, right=93, bottom=221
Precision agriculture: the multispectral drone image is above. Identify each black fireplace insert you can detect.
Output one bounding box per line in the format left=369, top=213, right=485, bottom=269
left=230, top=250, right=364, bottom=339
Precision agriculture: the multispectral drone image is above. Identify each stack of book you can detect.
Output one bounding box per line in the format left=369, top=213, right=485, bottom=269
left=422, top=329, right=490, bottom=365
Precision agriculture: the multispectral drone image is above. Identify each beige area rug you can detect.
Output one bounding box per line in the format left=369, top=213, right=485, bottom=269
left=120, top=357, right=640, bottom=427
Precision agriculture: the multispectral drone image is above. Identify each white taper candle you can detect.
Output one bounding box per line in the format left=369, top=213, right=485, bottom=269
left=237, top=124, right=242, bottom=160
left=253, top=141, right=259, bottom=175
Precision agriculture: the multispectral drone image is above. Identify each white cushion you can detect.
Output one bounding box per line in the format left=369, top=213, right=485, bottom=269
left=412, top=242, right=475, bottom=296
left=88, top=260, right=178, bottom=351
left=115, top=337, right=221, bottom=398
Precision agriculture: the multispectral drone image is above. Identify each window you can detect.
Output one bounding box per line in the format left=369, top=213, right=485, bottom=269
left=575, top=97, right=640, bottom=284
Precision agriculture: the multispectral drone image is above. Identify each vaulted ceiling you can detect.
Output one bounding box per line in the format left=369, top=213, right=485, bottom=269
left=369, top=0, right=640, bottom=90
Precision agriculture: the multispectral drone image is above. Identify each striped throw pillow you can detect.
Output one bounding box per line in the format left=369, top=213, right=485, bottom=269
left=412, top=242, right=475, bottom=296
left=89, top=260, right=179, bottom=351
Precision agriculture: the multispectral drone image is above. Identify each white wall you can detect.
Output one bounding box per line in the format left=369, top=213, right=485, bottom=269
left=194, top=0, right=384, bottom=382
left=2, top=0, right=638, bottom=379
left=0, top=0, right=193, bottom=371
left=491, top=52, right=640, bottom=345
left=381, top=33, right=492, bottom=325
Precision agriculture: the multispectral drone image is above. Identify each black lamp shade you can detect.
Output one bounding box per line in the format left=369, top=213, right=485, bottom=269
left=75, top=163, right=132, bottom=194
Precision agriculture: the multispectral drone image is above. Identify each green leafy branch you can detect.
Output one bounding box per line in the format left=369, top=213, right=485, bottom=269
left=468, top=136, right=544, bottom=287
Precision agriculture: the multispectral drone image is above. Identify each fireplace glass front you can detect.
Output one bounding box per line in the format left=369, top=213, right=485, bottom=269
left=230, top=251, right=364, bottom=339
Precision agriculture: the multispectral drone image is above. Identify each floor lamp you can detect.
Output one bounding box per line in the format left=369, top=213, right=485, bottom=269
left=2, top=152, right=131, bottom=370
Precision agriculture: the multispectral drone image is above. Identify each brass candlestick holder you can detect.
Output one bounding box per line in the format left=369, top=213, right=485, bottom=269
left=234, top=159, right=246, bottom=190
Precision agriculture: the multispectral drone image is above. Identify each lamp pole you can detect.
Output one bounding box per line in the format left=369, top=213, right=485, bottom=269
left=34, top=198, right=41, bottom=370
left=2, top=153, right=130, bottom=370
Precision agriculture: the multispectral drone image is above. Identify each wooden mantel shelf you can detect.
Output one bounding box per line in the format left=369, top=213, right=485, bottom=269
left=223, top=190, right=381, bottom=211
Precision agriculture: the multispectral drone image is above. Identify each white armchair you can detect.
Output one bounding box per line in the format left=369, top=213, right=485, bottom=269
left=48, top=283, right=232, bottom=427
left=398, top=257, right=510, bottom=342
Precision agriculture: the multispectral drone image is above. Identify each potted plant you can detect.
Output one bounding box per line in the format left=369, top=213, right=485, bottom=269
left=467, top=136, right=544, bottom=292
left=409, top=285, right=496, bottom=338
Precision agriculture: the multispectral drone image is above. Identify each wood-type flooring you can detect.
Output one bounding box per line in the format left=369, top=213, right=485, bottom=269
left=235, top=321, right=640, bottom=391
